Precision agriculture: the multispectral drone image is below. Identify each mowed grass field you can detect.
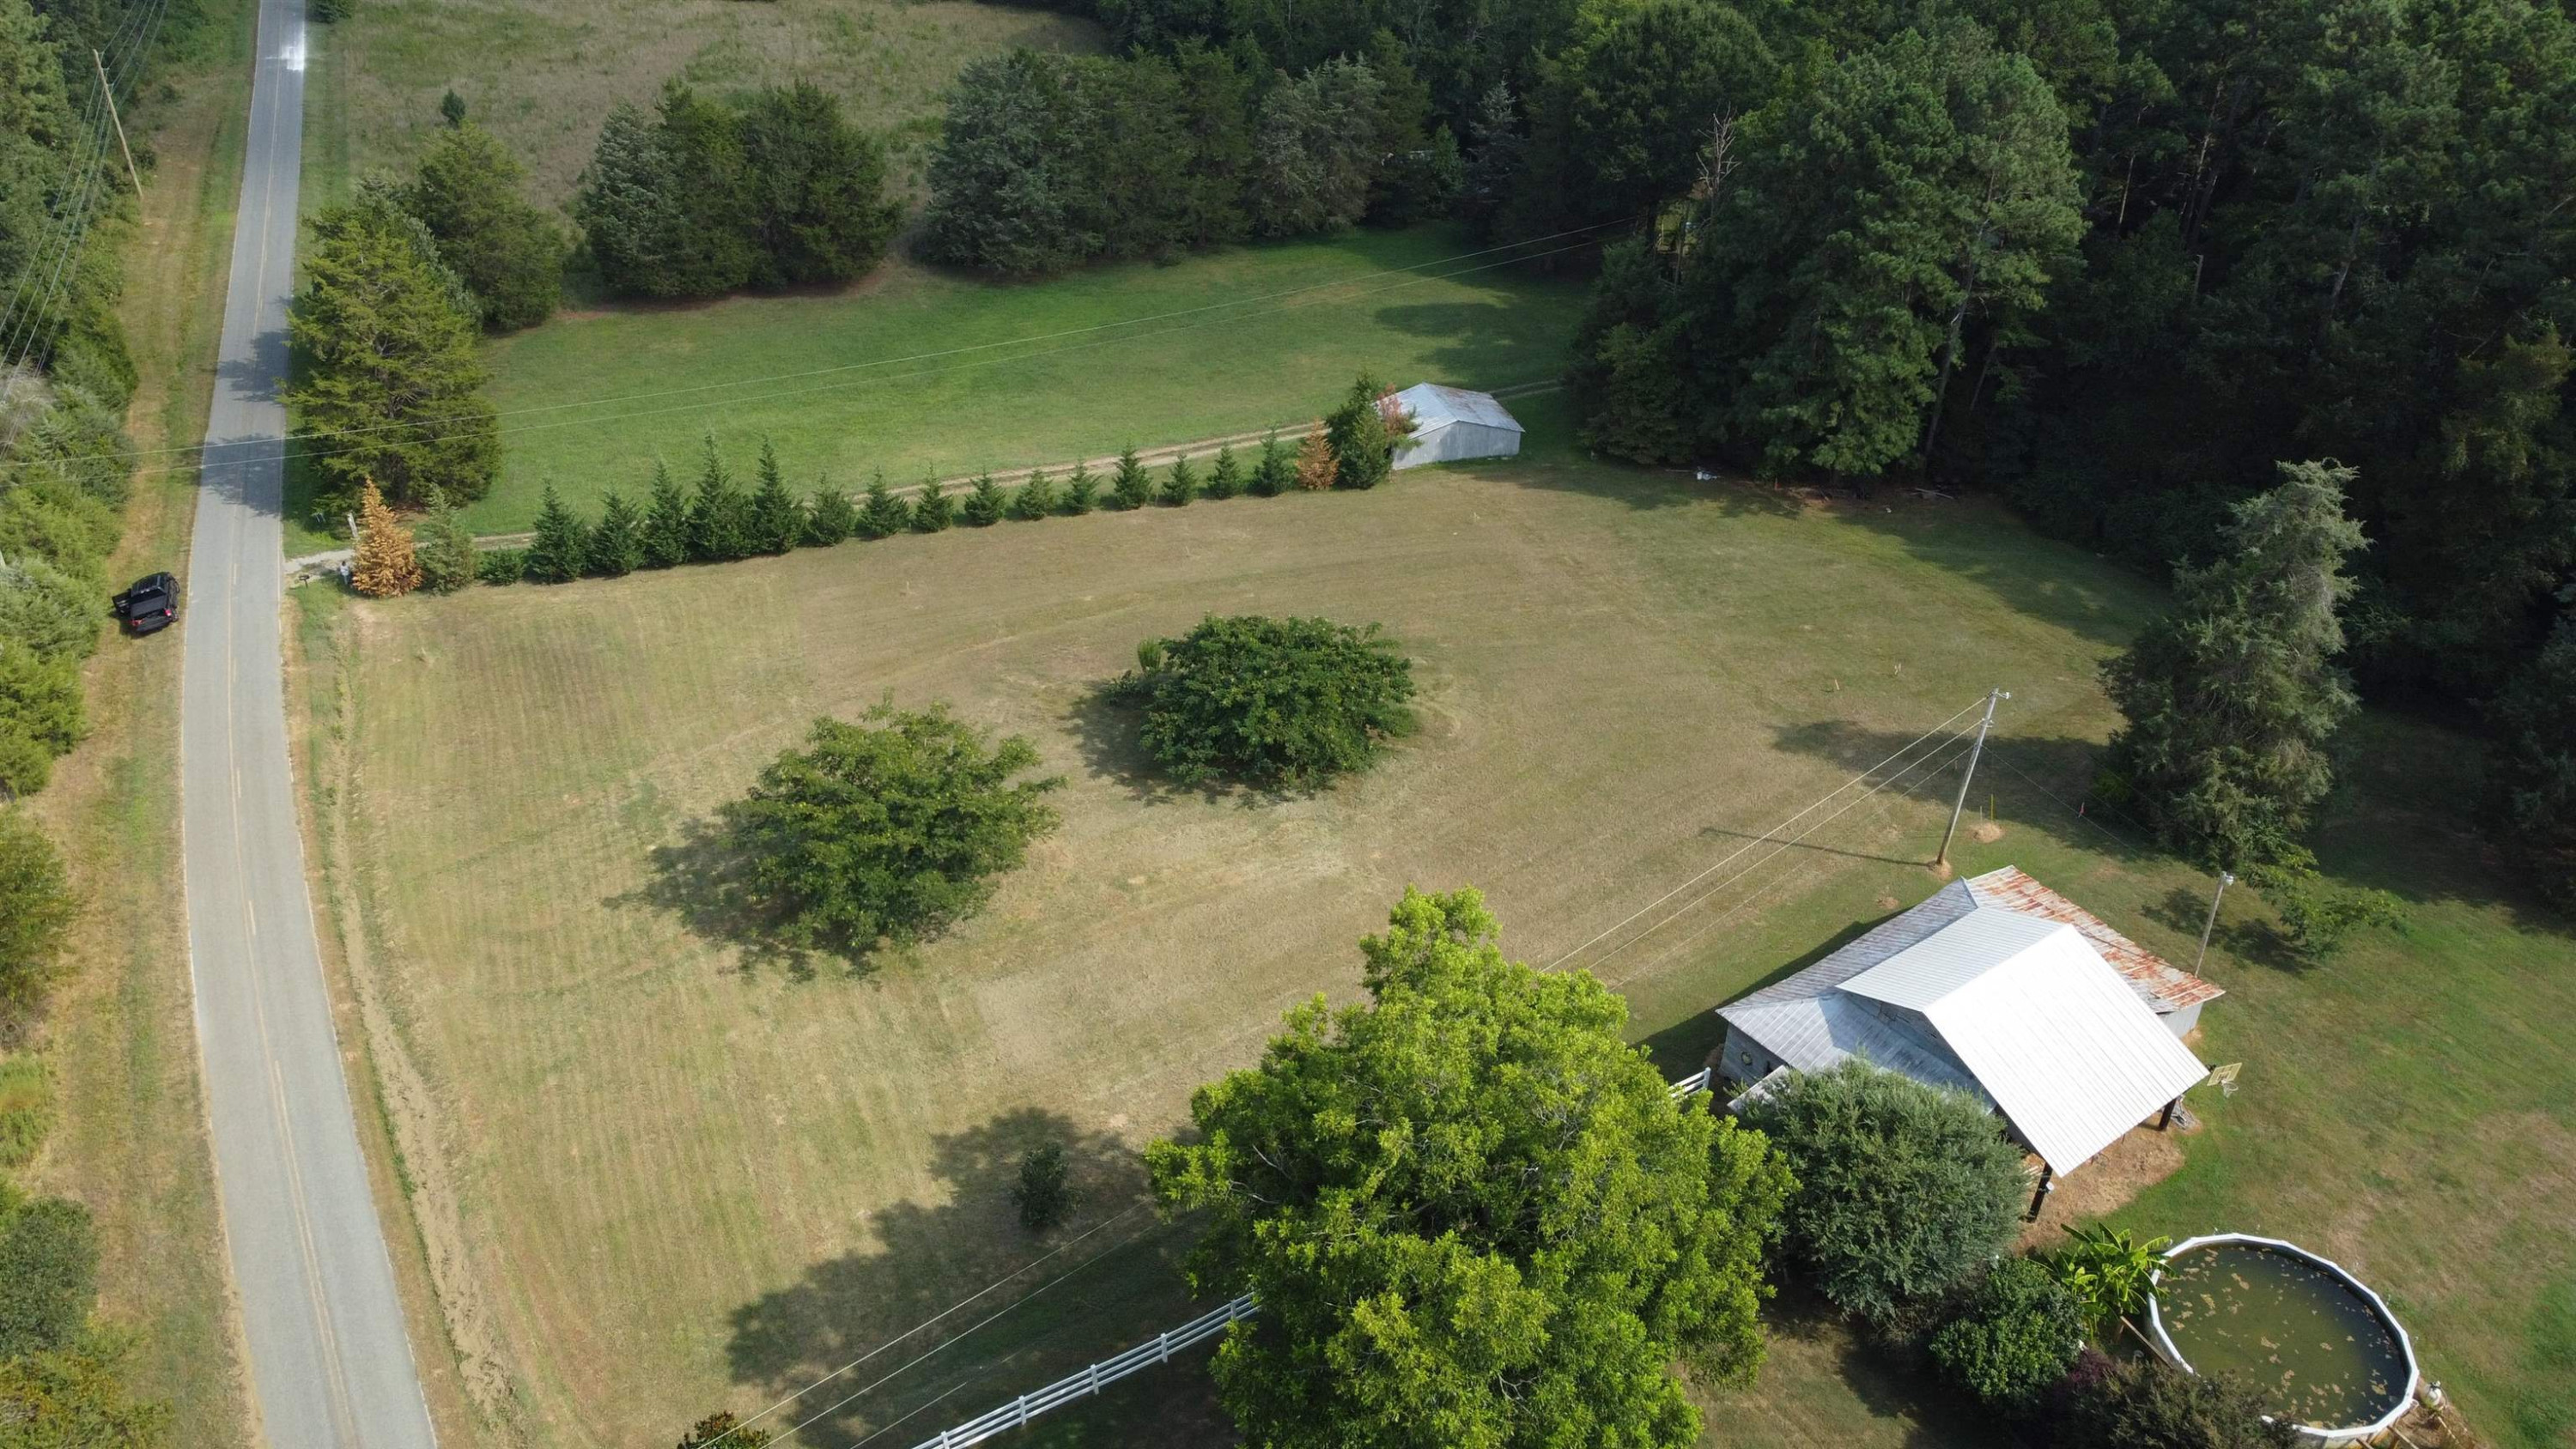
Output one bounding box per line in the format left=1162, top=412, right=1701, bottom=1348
left=297, top=225, right=1589, bottom=551
left=296, top=408, right=2576, bottom=1449
left=300, top=0, right=1098, bottom=209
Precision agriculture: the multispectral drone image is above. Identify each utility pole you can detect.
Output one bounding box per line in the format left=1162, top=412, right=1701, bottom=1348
left=2192, top=870, right=2236, bottom=974
left=1935, top=688, right=2008, bottom=869
left=94, top=51, right=143, bottom=199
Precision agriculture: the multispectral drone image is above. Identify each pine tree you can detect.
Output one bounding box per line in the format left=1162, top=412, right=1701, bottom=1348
left=414, top=485, right=477, bottom=593
left=440, top=88, right=467, bottom=127
left=748, top=439, right=804, bottom=554
left=589, top=488, right=645, bottom=576
left=856, top=470, right=911, bottom=538
left=2099, top=461, right=2368, bottom=870
left=913, top=476, right=956, bottom=531
left=350, top=480, right=422, bottom=597
left=1010, top=468, right=1059, bottom=520
left=1064, top=461, right=1098, bottom=514
left=1206, top=444, right=1243, bottom=500
left=526, top=482, right=589, bottom=583
left=404, top=121, right=566, bottom=331
left=1293, top=428, right=1337, bottom=490
left=1326, top=372, right=1395, bottom=489
left=641, top=458, right=691, bottom=568
left=963, top=472, right=1008, bottom=526
left=1160, top=455, right=1200, bottom=506
left=1111, top=446, right=1153, bottom=510
left=689, top=433, right=752, bottom=561
left=805, top=481, right=857, bottom=546
left=1251, top=430, right=1291, bottom=496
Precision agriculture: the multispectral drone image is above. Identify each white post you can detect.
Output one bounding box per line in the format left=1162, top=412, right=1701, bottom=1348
left=1935, top=688, right=2008, bottom=868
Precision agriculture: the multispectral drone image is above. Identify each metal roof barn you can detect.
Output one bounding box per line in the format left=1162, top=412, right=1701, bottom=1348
left=1389, top=383, right=1524, bottom=470
left=1716, top=868, right=2218, bottom=1176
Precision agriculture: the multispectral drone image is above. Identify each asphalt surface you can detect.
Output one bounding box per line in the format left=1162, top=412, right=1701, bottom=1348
left=179, top=0, right=440, bottom=1442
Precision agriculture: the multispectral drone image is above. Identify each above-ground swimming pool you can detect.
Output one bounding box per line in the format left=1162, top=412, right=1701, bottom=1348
left=2144, top=1234, right=2420, bottom=1445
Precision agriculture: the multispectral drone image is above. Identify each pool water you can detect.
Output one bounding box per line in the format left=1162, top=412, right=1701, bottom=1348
left=2154, top=1242, right=2409, bottom=1429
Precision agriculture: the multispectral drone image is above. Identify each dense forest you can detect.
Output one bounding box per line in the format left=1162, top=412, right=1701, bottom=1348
left=961, top=0, right=2575, bottom=902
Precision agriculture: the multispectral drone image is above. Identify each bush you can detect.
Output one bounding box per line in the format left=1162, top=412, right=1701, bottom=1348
left=1011, top=1142, right=1079, bottom=1233
left=475, top=548, right=527, bottom=585
left=1124, top=615, right=1415, bottom=789
left=1927, top=1257, right=2083, bottom=1409
left=2263, top=873, right=2408, bottom=959
left=0, top=651, right=85, bottom=798
left=0, top=809, right=76, bottom=1030
left=307, top=0, right=351, bottom=19
left=0, top=1185, right=97, bottom=1359
left=0, top=556, right=102, bottom=664
left=0, top=1053, right=55, bottom=1168
left=2044, top=1222, right=2169, bottom=1337
left=676, top=1411, right=771, bottom=1449
left=2055, top=1356, right=2297, bottom=1449
left=1735, top=1060, right=2028, bottom=1325
left=413, top=488, right=478, bottom=594
left=715, top=701, right=1062, bottom=957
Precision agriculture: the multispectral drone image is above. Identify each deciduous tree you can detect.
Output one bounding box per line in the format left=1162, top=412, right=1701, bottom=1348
left=1928, top=1258, right=2083, bottom=1408
left=1123, top=615, right=1414, bottom=789
left=1147, top=887, right=1793, bottom=1449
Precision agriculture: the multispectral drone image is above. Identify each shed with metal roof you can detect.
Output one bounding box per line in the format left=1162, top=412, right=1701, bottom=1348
left=1714, top=867, right=2220, bottom=1178
left=1389, top=383, right=1524, bottom=470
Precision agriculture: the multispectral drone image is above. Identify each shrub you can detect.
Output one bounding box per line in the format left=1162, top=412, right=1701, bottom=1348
left=1009, top=469, right=1058, bottom=520
left=475, top=548, right=527, bottom=585
left=2045, top=1222, right=2169, bottom=1337
left=715, top=701, right=1063, bottom=957
left=1011, top=1142, right=1078, bottom=1233
left=1734, top=1060, right=2027, bottom=1325
left=1250, top=429, right=1290, bottom=496
left=1062, top=461, right=1098, bottom=514
left=0, top=1185, right=97, bottom=1359
left=0, top=809, right=76, bottom=1030
left=912, top=479, right=955, bottom=531
left=855, top=471, right=910, bottom=539
left=1110, top=446, right=1153, bottom=510
left=675, top=1411, right=771, bottom=1449
left=805, top=483, right=857, bottom=546
left=1124, top=615, right=1415, bottom=790
left=0, top=556, right=101, bottom=664
left=0, top=651, right=85, bottom=798
left=2055, top=1356, right=2297, bottom=1449
left=2263, top=874, right=2408, bottom=960
left=307, top=0, right=351, bottom=21
left=0, top=1054, right=56, bottom=1168
left=1205, top=444, right=1243, bottom=500
left=1928, top=1258, right=2083, bottom=1408
left=963, top=472, right=1007, bottom=527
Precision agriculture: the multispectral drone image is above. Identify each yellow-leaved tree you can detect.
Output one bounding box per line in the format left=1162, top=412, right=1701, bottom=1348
left=350, top=479, right=422, bottom=597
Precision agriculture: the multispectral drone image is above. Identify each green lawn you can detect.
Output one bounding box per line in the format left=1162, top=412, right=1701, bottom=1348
left=292, top=396, right=2575, bottom=1449
left=282, top=225, right=1591, bottom=550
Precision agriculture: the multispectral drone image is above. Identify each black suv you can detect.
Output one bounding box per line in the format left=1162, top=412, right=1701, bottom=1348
left=113, top=572, right=179, bottom=635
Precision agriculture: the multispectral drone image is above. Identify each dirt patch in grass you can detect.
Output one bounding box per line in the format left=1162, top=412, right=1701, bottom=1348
left=2021, top=1123, right=2190, bottom=1250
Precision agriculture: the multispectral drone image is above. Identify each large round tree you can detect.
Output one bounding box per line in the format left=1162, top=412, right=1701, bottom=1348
left=1126, top=615, right=1414, bottom=789
left=1147, top=888, right=1794, bottom=1449
left=716, top=701, right=1060, bottom=958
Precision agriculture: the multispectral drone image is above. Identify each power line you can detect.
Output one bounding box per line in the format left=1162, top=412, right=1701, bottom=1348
left=1545, top=697, right=1991, bottom=972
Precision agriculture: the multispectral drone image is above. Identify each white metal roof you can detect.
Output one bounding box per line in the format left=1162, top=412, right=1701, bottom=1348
left=1391, top=382, right=1524, bottom=434
left=1720, top=892, right=2209, bottom=1175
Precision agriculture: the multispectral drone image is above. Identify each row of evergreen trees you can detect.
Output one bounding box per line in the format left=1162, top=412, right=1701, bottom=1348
left=921, top=45, right=1456, bottom=277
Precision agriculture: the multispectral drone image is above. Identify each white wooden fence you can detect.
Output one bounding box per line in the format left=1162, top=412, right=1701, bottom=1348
left=903, top=1294, right=1256, bottom=1449
left=901, top=1064, right=1719, bottom=1449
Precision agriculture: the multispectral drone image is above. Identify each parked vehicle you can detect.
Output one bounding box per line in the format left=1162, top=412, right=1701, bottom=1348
left=113, top=572, right=179, bottom=634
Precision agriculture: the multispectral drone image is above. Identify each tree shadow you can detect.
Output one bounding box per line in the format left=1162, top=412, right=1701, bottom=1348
left=723, top=1110, right=1202, bottom=1447
left=1836, top=496, right=2163, bottom=650
left=2139, top=886, right=2308, bottom=977
left=1492, top=450, right=1807, bottom=518
left=1721, top=1277, right=2014, bottom=1449
left=610, top=816, right=835, bottom=979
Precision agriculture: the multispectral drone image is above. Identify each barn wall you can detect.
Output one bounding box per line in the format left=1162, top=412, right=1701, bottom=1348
left=2162, top=1002, right=2202, bottom=1040
left=1393, top=421, right=1522, bottom=470
left=1718, top=1023, right=1783, bottom=1086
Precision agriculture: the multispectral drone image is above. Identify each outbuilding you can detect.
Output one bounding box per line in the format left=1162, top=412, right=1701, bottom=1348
left=1716, top=867, right=2222, bottom=1184
left=1389, top=383, right=1523, bottom=470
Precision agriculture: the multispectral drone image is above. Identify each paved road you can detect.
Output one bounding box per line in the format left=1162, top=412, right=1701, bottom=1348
left=180, top=0, right=440, bottom=1443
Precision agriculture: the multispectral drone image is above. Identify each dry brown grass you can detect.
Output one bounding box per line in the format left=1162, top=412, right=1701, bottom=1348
left=298, top=449, right=2184, bottom=1448
left=302, top=0, right=1103, bottom=209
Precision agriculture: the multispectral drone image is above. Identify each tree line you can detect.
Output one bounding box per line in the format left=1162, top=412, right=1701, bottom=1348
left=348, top=373, right=1414, bottom=597
left=1, top=0, right=201, bottom=1437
